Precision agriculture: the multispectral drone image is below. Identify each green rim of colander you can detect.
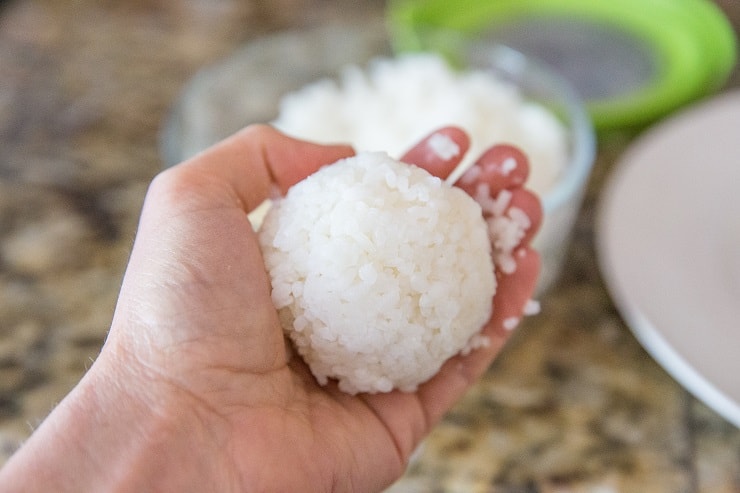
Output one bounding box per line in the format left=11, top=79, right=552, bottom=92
left=387, top=0, right=737, bottom=130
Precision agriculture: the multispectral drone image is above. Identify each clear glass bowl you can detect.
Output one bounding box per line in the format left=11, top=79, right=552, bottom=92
left=160, top=23, right=595, bottom=294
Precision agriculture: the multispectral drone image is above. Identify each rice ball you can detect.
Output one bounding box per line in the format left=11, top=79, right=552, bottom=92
left=258, top=152, right=495, bottom=394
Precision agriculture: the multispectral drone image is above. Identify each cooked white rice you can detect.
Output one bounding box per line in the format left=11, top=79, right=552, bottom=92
left=258, top=152, right=496, bottom=394
left=272, top=52, right=567, bottom=195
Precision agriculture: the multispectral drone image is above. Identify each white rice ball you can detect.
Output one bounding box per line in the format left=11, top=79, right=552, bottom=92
left=258, top=152, right=495, bottom=394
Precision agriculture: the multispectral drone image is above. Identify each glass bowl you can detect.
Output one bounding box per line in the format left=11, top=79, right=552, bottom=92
left=160, top=23, right=595, bottom=294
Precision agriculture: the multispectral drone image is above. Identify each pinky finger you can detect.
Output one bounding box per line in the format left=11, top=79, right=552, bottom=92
left=488, top=247, right=541, bottom=336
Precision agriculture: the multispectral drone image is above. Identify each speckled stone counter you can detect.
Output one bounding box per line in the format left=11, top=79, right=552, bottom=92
left=1, top=1, right=739, bottom=491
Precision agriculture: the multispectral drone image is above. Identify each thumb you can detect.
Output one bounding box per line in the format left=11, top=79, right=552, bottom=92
left=108, top=126, right=354, bottom=374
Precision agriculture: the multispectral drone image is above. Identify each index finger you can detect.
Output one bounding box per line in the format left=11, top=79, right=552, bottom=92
left=399, top=127, right=470, bottom=180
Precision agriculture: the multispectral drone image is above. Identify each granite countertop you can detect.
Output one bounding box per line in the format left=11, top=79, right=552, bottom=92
left=1, top=1, right=739, bottom=491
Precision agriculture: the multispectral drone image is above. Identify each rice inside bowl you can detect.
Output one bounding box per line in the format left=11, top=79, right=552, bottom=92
left=258, top=152, right=495, bottom=394
left=272, top=52, right=568, bottom=196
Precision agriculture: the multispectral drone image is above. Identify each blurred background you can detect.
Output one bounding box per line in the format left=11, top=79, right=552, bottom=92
left=0, top=1, right=739, bottom=491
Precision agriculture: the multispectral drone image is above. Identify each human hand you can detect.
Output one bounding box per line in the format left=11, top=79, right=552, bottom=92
left=0, top=125, right=540, bottom=493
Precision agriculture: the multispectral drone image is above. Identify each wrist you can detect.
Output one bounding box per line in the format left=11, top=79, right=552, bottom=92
left=0, top=345, right=235, bottom=492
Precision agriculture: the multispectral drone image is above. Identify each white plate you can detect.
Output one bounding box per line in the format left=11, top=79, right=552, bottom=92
left=597, top=90, right=740, bottom=428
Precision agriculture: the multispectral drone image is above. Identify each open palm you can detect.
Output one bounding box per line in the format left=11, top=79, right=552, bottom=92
left=99, top=125, right=541, bottom=492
